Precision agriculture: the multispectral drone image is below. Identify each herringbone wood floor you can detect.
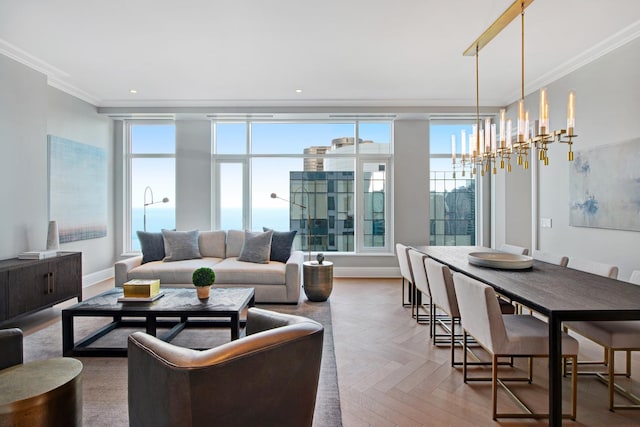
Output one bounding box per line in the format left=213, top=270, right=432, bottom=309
left=331, top=278, right=640, bottom=426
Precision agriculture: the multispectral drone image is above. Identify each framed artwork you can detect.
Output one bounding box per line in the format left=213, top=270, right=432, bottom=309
left=569, top=139, right=640, bottom=231
left=48, top=135, right=107, bottom=242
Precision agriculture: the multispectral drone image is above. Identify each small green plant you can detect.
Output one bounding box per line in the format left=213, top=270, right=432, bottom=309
left=192, top=267, right=215, bottom=287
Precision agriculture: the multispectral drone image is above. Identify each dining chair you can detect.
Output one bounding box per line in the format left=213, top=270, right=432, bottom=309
left=452, top=272, right=578, bottom=420
left=566, top=257, right=618, bottom=279
left=395, top=243, right=414, bottom=309
left=407, top=248, right=430, bottom=325
left=498, top=243, right=529, bottom=256
left=425, top=258, right=464, bottom=366
left=562, top=269, right=640, bottom=411
left=532, top=250, right=568, bottom=267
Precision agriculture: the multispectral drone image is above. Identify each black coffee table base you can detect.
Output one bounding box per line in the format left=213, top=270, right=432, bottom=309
left=62, top=287, right=255, bottom=357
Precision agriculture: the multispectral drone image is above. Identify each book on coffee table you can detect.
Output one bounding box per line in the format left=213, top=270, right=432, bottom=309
left=123, top=279, right=160, bottom=298
left=117, top=291, right=165, bottom=303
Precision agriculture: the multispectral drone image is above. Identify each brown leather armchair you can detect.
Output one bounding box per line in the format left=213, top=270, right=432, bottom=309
left=0, top=328, right=23, bottom=371
left=127, top=307, right=324, bottom=427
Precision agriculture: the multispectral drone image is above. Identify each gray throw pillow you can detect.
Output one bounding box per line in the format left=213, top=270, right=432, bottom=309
left=162, top=229, right=202, bottom=262
left=263, top=227, right=297, bottom=263
left=136, top=231, right=165, bottom=264
left=238, top=230, right=273, bottom=264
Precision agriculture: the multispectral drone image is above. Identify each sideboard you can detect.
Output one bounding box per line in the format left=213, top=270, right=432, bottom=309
left=0, top=252, right=82, bottom=323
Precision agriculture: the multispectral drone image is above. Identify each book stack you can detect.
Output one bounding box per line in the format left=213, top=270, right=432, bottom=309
left=123, top=279, right=161, bottom=298
left=18, top=250, right=59, bottom=260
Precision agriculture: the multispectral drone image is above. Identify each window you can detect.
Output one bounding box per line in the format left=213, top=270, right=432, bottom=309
left=126, top=122, right=176, bottom=251
left=430, top=122, right=476, bottom=246
left=214, top=120, right=393, bottom=253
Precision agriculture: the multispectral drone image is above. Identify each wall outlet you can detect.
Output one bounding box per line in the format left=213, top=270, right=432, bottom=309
left=540, top=217, right=552, bottom=228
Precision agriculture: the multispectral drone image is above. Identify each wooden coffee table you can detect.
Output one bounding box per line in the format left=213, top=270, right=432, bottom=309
left=62, top=287, right=255, bottom=357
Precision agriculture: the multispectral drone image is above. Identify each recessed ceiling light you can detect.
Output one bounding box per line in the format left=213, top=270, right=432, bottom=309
left=129, top=89, right=138, bottom=94
left=295, top=89, right=303, bottom=93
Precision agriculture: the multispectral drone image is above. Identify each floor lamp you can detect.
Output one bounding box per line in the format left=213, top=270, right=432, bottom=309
left=270, top=192, right=312, bottom=261
left=143, top=186, right=169, bottom=232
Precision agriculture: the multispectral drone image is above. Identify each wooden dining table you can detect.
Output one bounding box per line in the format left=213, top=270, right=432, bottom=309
left=414, top=245, right=640, bottom=426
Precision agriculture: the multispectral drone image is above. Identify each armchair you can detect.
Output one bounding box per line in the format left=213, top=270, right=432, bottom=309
left=0, top=328, right=23, bottom=371
left=127, top=307, right=324, bottom=427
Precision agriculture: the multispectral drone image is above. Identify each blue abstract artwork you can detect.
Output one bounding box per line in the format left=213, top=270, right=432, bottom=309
left=48, top=136, right=107, bottom=242
left=569, top=139, right=640, bottom=231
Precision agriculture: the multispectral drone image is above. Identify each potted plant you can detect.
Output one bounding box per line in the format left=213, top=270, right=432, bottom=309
left=192, top=267, right=215, bottom=299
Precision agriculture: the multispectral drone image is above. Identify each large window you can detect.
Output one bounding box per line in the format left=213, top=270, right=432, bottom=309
left=215, top=121, right=392, bottom=254
left=430, top=122, right=476, bottom=246
left=126, top=122, right=176, bottom=251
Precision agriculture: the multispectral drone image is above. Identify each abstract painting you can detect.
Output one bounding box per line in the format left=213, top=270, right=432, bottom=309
left=48, top=135, right=107, bottom=242
left=569, top=139, right=640, bottom=231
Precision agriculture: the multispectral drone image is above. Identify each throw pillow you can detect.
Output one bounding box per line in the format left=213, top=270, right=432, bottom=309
left=238, top=230, right=273, bottom=264
left=162, top=229, right=202, bottom=262
left=263, top=227, right=297, bottom=263
left=136, top=231, right=165, bottom=264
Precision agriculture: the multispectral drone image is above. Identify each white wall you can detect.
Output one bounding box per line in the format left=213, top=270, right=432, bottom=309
left=0, top=54, right=115, bottom=277
left=501, top=37, right=640, bottom=280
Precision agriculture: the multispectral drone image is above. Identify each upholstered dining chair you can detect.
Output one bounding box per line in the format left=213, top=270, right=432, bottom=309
left=127, top=307, right=324, bottom=427
left=532, top=249, right=569, bottom=267
left=396, top=243, right=414, bottom=309
left=425, top=258, right=462, bottom=366
left=566, top=257, right=618, bottom=279
left=452, top=272, right=578, bottom=420
left=562, top=269, right=640, bottom=411
left=499, top=243, right=529, bottom=256
left=407, top=248, right=430, bottom=325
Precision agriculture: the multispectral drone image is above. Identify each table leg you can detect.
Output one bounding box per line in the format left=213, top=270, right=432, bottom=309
left=146, top=315, right=157, bottom=336
left=62, top=311, right=74, bottom=356
left=549, top=314, right=562, bottom=426
left=231, top=312, right=240, bottom=340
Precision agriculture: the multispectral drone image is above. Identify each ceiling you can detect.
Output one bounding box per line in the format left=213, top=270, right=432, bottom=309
left=1, top=0, right=639, bottom=110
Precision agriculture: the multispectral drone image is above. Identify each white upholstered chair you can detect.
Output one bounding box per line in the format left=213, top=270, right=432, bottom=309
left=395, top=243, right=414, bottom=309
left=407, top=249, right=430, bottom=325
left=532, top=250, right=568, bottom=267
left=453, top=272, right=578, bottom=420
left=425, top=258, right=461, bottom=366
left=566, top=257, right=618, bottom=279
left=563, top=269, right=640, bottom=410
left=499, top=243, right=529, bottom=256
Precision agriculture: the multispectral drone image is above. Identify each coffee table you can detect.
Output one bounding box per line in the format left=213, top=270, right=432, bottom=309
left=62, top=287, right=255, bottom=357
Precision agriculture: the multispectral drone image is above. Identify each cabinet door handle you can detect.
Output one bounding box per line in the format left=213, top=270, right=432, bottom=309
left=50, top=271, right=55, bottom=293
left=44, top=273, right=50, bottom=294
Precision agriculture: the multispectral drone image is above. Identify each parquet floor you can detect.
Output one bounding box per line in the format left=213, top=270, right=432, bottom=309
left=331, top=278, right=640, bottom=426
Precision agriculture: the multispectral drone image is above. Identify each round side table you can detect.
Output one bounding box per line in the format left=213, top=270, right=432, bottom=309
left=0, top=357, right=83, bottom=427
left=303, top=261, right=334, bottom=302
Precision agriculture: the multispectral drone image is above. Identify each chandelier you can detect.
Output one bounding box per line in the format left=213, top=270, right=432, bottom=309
left=452, top=0, right=577, bottom=179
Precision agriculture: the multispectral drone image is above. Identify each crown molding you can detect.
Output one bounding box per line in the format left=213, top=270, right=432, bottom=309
left=503, top=20, right=640, bottom=104
left=48, top=76, right=101, bottom=106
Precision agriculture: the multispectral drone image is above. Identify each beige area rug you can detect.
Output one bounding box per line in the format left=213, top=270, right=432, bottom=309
left=23, top=299, right=342, bottom=427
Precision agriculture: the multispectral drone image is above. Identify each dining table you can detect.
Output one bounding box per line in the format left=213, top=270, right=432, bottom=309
left=414, top=245, right=640, bottom=426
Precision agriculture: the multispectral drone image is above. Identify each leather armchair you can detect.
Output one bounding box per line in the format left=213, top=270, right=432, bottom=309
left=0, top=328, right=23, bottom=371
left=127, top=307, right=324, bottom=427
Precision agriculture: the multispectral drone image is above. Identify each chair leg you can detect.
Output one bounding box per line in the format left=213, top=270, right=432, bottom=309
left=492, top=354, right=498, bottom=421
left=609, top=347, right=615, bottom=411
left=571, top=355, right=577, bottom=420
left=463, top=331, right=468, bottom=383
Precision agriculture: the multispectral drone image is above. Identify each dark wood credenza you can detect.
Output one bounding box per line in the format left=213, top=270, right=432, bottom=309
left=0, top=252, right=82, bottom=323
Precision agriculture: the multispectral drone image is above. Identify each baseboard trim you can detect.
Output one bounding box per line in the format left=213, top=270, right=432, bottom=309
left=334, top=267, right=400, bottom=278
left=83, top=267, right=114, bottom=288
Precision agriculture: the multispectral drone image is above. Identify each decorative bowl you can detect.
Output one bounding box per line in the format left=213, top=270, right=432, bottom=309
left=468, top=252, right=533, bottom=270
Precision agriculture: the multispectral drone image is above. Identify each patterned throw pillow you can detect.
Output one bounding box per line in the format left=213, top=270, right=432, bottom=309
left=238, top=230, right=273, bottom=264
left=263, top=227, right=297, bottom=263
left=162, top=229, right=202, bottom=262
left=136, top=231, right=165, bottom=264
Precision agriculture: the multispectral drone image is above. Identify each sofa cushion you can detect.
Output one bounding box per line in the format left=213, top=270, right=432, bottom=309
left=213, top=258, right=286, bottom=285
left=263, top=228, right=297, bottom=263
left=238, top=230, right=273, bottom=264
left=226, top=230, right=245, bottom=257
left=198, top=231, right=226, bottom=258
left=136, top=231, right=165, bottom=264
left=162, top=229, right=202, bottom=262
left=128, top=258, right=222, bottom=284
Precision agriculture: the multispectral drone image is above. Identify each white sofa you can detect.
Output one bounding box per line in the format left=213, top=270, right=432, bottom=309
left=115, top=230, right=302, bottom=304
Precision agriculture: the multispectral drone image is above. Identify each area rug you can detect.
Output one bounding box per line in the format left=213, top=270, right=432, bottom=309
left=22, top=298, right=342, bottom=427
